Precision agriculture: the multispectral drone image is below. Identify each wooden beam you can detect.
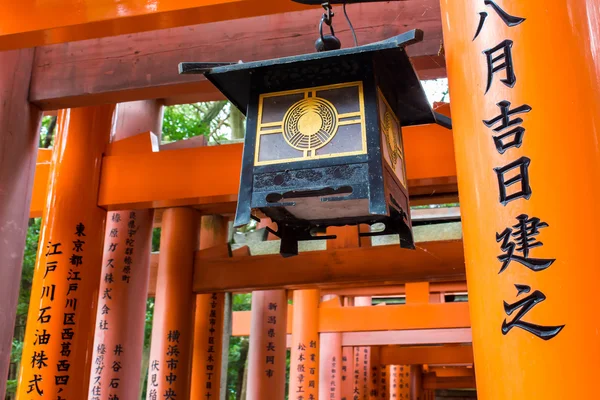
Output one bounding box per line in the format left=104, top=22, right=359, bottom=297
left=193, top=240, right=465, bottom=292
left=341, top=329, right=472, bottom=346
left=31, top=115, right=457, bottom=216
left=230, top=304, right=470, bottom=336
left=423, top=373, right=476, bottom=390
left=379, top=345, right=474, bottom=366
left=30, top=1, right=445, bottom=110
left=325, top=282, right=468, bottom=297
left=1, top=0, right=313, bottom=50
left=319, top=303, right=470, bottom=332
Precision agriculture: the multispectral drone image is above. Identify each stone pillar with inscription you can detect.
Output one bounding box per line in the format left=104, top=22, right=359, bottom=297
left=289, top=289, right=320, bottom=400
left=246, top=290, right=288, bottom=400
left=190, top=215, right=228, bottom=399
left=318, top=295, right=342, bottom=400
left=87, top=100, right=161, bottom=400
left=16, top=105, right=116, bottom=400
left=440, top=1, right=600, bottom=398
left=146, top=208, right=200, bottom=400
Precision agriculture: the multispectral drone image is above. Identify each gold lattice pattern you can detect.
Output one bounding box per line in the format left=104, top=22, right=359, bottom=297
left=282, top=97, right=338, bottom=151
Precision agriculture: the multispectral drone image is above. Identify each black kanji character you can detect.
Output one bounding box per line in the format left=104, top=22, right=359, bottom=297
left=483, top=100, right=532, bottom=154
left=37, top=306, right=52, bottom=324
left=27, top=374, right=44, bottom=395
left=31, top=350, right=49, bottom=369
left=502, top=284, right=565, bottom=340
left=75, top=223, right=86, bottom=237
left=69, top=254, right=83, bottom=267
left=494, top=156, right=532, bottom=205
left=45, top=241, right=63, bottom=257
left=73, top=239, right=85, bottom=252
left=41, top=284, right=56, bottom=301
left=44, top=261, right=57, bottom=278
left=484, top=39, right=516, bottom=94
left=473, top=0, right=526, bottom=40
left=497, top=214, right=556, bottom=273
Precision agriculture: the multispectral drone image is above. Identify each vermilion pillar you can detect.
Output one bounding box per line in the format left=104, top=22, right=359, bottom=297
left=410, top=366, right=422, bottom=400
left=369, top=347, right=381, bottom=400
left=354, top=297, right=372, bottom=400
left=340, top=346, right=354, bottom=400
left=146, top=208, right=199, bottom=400
left=389, top=365, right=410, bottom=400
left=17, top=105, right=115, bottom=399
left=190, top=215, right=228, bottom=399
left=247, top=290, right=288, bottom=399
left=319, top=295, right=342, bottom=400
left=289, top=289, right=320, bottom=400
left=440, top=1, right=600, bottom=398
left=88, top=100, right=161, bottom=400
left=0, top=49, right=42, bottom=398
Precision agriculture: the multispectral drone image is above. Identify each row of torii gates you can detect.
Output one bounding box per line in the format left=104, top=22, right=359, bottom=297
left=1, top=1, right=598, bottom=400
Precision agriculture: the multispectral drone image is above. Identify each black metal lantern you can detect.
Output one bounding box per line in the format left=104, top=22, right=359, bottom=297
left=180, top=30, right=451, bottom=256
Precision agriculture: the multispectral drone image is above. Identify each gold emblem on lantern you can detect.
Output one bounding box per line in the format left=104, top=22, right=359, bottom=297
left=282, top=97, right=339, bottom=151
left=382, top=110, right=403, bottom=169
left=254, top=81, right=367, bottom=166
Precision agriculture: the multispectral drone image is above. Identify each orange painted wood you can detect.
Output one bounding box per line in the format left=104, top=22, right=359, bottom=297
left=327, top=282, right=467, bottom=297
left=318, top=296, right=343, bottom=400
left=30, top=117, right=457, bottom=216
left=441, top=1, right=600, bottom=398
left=232, top=303, right=469, bottom=335
left=247, top=290, right=289, bottom=400
left=380, top=345, right=474, bottom=366
left=146, top=208, right=200, bottom=400
left=17, top=105, right=115, bottom=399
left=289, top=290, right=320, bottom=400
left=190, top=216, right=228, bottom=399
left=320, top=303, right=470, bottom=333
left=405, top=282, right=431, bottom=304
left=341, top=346, right=354, bottom=400
left=193, top=240, right=465, bottom=293
left=88, top=100, right=162, bottom=400
left=0, top=0, right=311, bottom=50
left=30, top=1, right=445, bottom=110
left=422, top=373, right=476, bottom=390
left=0, top=48, right=42, bottom=397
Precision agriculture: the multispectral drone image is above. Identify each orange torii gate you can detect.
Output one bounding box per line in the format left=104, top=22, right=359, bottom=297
left=0, top=1, right=598, bottom=400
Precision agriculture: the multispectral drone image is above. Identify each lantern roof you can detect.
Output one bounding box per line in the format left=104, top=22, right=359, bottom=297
left=179, top=29, right=450, bottom=128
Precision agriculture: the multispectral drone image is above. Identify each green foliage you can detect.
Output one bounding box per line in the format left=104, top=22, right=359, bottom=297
left=39, top=116, right=55, bottom=148
left=162, top=102, right=230, bottom=144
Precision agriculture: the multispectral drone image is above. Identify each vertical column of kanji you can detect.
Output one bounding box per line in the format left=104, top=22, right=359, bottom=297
left=16, top=105, right=116, bottom=400
left=190, top=215, right=228, bottom=400
left=354, top=297, right=372, bottom=400
left=88, top=100, right=162, bottom=400
left=368, top=347, right=381, bottom=400
left=318, top=295, right=342, bottom=400
left=440, top=1, right=600, bottom=398
left=378, top=366, right=388, bottom=400
left=340, top=344, right=353, bottom=400
left=246, top=290, right=288, bottom=400
left=289, top=289, right=320, bottom=400
left=389, top=365, right=399, bottom=400
left=398, top=366, right=409, bottom=399
left=146, top=208, right=199, bottom=400
left=0, top=49, right=42, bottom=397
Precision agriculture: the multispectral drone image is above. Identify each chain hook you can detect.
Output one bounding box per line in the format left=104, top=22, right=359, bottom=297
left=316, top=1, right=341, bottom=52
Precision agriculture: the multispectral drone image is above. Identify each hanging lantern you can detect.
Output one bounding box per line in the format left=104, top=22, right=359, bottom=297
left=180, top=30, right=451, bottom=256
